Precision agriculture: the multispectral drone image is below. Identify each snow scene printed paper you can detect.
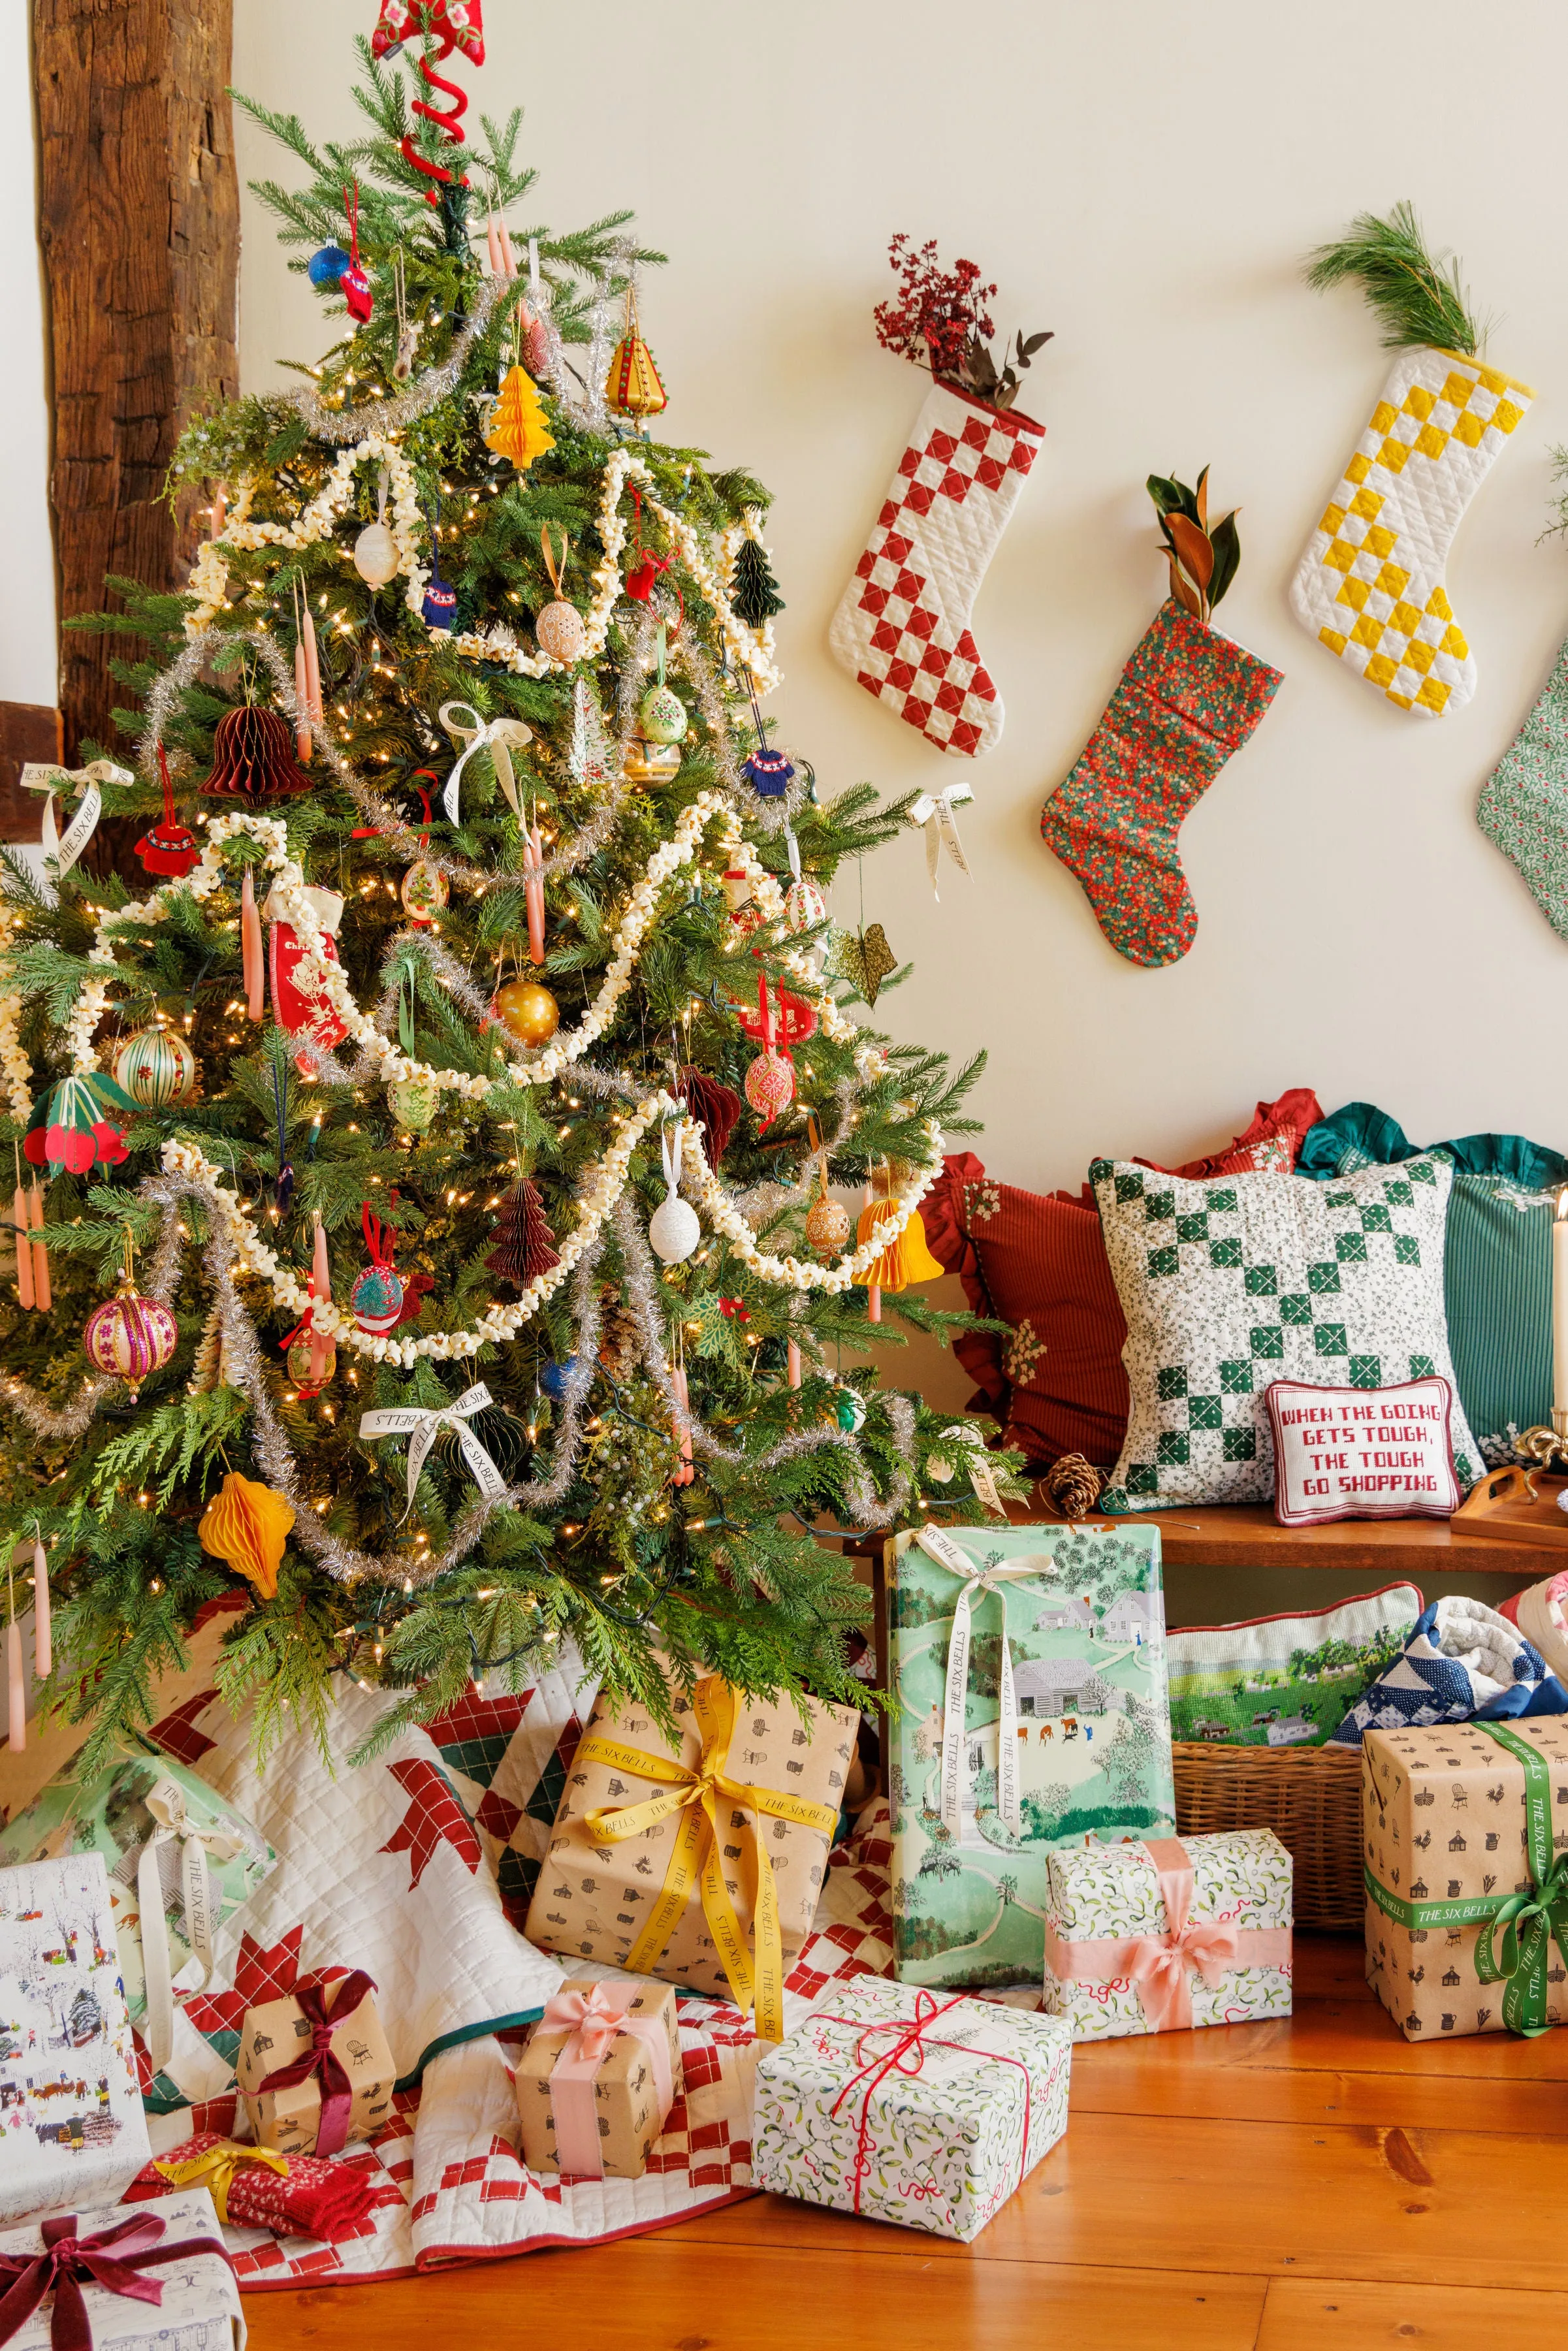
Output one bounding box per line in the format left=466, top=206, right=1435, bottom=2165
left=752, top=1972, right=1070, bottom=2241
left=0, top=2187, right=243, bottom=2351
left=0, top=1853, right=151, bottom=2224
left=889, top=1523, right=1175, bottom=1991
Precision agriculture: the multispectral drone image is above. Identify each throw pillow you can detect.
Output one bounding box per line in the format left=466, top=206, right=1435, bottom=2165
left=1330, top=1595, right=1568, bottom=1744
left=1167, top=1580, right=1421, bottom=1746
left=1265, top=1375, right=1462, bottom=1524
left=1091, top=1151, right=1484, bottom=1512
left=1064, top=1086, right=1325, bottom=1207
left=1298, top=1103, right=1568, bottom=1465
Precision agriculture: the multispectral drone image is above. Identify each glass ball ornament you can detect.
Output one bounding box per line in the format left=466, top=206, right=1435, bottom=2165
left=400, top=859, right=449, bottom=925
left=308, top=243, right=350, bottom=287
left=540, top=1355, right=580, bottom=1403
left=353, top=520, right=400, bottom=587
left=111, top=1026, right=198, bottom=1109
left=784, top=878, right=827, bottom=935
left=648, top=1194, right=701, bottom=1266
left=805, top=1192, right=851, bottom=1258
left=536, top=600, right=586, bottom=663
left=351, top=1260, right=405, bottom=1335
left=637, top=682, right=687, bottom=745
left=387, top=1077, right=437, bottom=1132
left=83, top=1285, right=178, bottom=1400
left=834, top=1383, right=867, bottom=1433
left=622, top=739, right=682, bottom=786
left=493, top=980, right=560, bottom=1048
left=744, top=1047, right=795, bottom=1123
left=287, top=1335, right=336, bottom=1390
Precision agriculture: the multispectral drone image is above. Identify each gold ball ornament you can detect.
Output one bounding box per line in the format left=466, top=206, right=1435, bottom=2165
left=400, top=859, right=449, bottom=925
left=111, top=1026, right=199, bottom=1109
left=287, top=1335, right=336, bottom=1390
left=805, top=1192, right=851, bottom=1257
left=387, top=1077, right=438, bottom=1132
left=621, top=739, right=682, bottom=786
left=536, top=600, right=586, bottom=663
left=638, top=683, right=687, bottom=745
left=493, top=979, right=560, bottom=1048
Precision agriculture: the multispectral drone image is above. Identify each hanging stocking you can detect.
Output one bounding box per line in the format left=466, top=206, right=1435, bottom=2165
left=1477, top=630, right=1568, bottom=936
left=1290, top=349, right=1531, bottom=717
left=828, top=382, right=1044, bottom=757
left=1040, top=600, right=1281, bottom=968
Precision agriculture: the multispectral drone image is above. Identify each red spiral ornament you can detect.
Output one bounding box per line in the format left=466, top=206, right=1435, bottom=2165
left=403, top=33, right=471, bottom=206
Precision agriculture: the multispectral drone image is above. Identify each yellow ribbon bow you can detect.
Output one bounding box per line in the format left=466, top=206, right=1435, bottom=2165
left=153, top=2140, right=291, bottom=2224
left=580, top=1676, right=838, bottom=2043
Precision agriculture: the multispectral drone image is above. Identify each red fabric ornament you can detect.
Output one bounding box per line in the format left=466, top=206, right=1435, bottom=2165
left=268, top=885, right=349, bottom=1071
left=391, top=1268, right=435, bottom=1328
left=675, top=1065, right=741, bottom=1166
left=136, top=745, right=199, bottom=877
left=340, top=182, right=374, bottom=325
left=732, top=972, right=818, bottom=1048
left=200, top=706, right=314, bottom=801
left=372, top=0, right=484, bottom=63
left=125, top=2130, right=379, bottom=2243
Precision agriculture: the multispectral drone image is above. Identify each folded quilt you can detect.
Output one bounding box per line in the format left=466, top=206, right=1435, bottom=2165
left=1331, top=1594, right=1568, bottom=1744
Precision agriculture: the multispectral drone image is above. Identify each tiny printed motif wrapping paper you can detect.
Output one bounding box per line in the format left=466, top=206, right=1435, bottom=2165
left=0, top=1853, right=151, bottom=2226
left=888, top=1522, right=1176, bottom=1991
left=515, top=1981, right=681, bottom=2179
left=1362, top=1718, right=1568, bottom=2041
left=237, top=1977, right=395, bottom=2156
left=752, top=1972, right=1071, bottom=2241
left=1041, top=1829, right=1292, bottom=2041
left=0, top=2187, right=244, bottom=2351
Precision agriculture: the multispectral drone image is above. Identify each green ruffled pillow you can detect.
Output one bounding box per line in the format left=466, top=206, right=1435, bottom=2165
left=1298, top=1104, right=1568, bottom=1464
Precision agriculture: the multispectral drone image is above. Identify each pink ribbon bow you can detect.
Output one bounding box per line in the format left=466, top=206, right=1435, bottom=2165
left=538, top=1985, right=675, bottom=2179
left=1042, top=1836, right=1290, bottom=2034
left=0, top=2213, right=231, bottom=2351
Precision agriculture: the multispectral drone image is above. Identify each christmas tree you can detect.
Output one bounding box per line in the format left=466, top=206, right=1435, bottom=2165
left=0, top=27, right=1016, bottom=1774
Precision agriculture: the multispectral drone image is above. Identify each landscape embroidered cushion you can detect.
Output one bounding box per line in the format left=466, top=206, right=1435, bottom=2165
left=1166, top=1582, right=1421, bottom=1747
left=1266, top=1375, right=1462, bottom=1526
left=1091, top=1151, right=1482, bottom=1512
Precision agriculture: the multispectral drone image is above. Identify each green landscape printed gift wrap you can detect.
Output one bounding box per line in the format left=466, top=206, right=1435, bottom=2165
left=1042, top=1829, right=1293, bottom=2039
left=0, top=1740, right=276, bottom=2076
left=889, top=1522, right=1176, bottom=1990
left=752, top=1971, right=1072, bottom=2241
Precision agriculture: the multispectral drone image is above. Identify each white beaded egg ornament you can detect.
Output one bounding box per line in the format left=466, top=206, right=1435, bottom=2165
left=784, top=878, right=827, bottom=935
left=638, top=622, right=687, bottom=745
left=648, top=1121, right=701, bottom=1266
left=353, top=470, right=400, bottom=587
left=534, top=526, right=586, bottom=663
left=387, top=1077, right=437, bottom=1132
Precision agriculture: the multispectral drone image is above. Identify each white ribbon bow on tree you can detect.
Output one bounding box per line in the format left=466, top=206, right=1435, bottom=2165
left=907, top=783, right=974, bottom=901
left=439, top=702, right=534, bottom=826
left=20, top=758, right=131, bottom=879
left=136, top=1774, right=246, bottom=2076
left=359, top=1381, right=509, bottom=1517
left=916, top=1523, right=1057, bottom=1842
left=930, top=1421, right=1008, bottom=1519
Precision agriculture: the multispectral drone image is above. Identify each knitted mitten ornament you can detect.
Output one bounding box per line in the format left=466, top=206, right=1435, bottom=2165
left=1477, top=630, right=1568, bottom=938
left=1289, top=204, right=1531, bottom=718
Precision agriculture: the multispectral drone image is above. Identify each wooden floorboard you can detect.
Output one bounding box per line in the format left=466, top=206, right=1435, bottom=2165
left=240, top=1934, right=1568, bottom=2348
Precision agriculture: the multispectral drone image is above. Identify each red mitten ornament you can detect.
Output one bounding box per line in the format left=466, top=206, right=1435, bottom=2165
left=267, top=883, right=349, bottom=1072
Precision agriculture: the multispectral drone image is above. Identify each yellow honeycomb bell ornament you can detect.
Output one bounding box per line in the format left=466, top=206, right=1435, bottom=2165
left=198, top=1471, right=296, bottom=1602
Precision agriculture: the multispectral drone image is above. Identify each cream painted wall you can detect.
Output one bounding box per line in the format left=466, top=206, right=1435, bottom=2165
left=232, top=0, right=1568, bottom=1430
left=0, top=7, right=56, bottom=706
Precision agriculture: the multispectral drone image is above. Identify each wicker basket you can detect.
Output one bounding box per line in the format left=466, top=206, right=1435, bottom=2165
left=1172, top=1740, right=1364, bottom=1932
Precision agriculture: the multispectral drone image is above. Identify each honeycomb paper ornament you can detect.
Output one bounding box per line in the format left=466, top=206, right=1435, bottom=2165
left=200, top=706, right=315, bottom=802
left=199, top=1471, right=296, bottom=1600
left=485, top=365, right=556, bottom=471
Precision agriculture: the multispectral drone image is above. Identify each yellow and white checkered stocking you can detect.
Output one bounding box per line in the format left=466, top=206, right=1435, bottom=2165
left=1289, top=347, right=1531, bottom=717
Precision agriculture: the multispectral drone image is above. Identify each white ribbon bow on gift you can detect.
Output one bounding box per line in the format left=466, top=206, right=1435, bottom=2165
left=359, top=1380, right=509, bottom=1517
left=916, top=1524, right=1057, bottom=1842
left=136, top=1775, right=246, bottom=2077
left=21, top=758, right=131, bottom=879
left=907, top=784, right=974, bottom=901
left=439, top=701, right=534, bottom=826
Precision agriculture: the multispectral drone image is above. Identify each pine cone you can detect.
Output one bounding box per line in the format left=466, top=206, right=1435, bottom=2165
left=1043, top=1452, right=1106, bottom=1521
left=597, top=1290, right=641, bottom=1381
left=188, top=1302, right=227, bottom=1395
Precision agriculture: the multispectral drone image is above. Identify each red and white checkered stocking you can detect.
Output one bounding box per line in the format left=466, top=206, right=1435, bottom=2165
left=829, top=382, right=1043, bottom=758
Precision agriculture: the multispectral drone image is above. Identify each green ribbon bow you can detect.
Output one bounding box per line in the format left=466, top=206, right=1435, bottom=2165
left=1471, top=1721, right=1568, bottom=2038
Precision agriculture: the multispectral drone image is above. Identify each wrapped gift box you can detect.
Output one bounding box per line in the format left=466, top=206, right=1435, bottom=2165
left=888, top=1522, right=1176, bottom=1991
left=1364, top=1718, right=1568, bottom=2041
left=238, top=1972, right=395, bottom=2156
left=515, top=1981, right=681, bottom=2179
left=524, top=1671, right=857, bottom=2029
left=0, top=1741, right=275, bottom=2052
left=752, top=1971, right=1071, bottom=2241
left=1042, top=1829, right=1293, bottom=2039
left=0, top=2188, right=241, bottom=2350
left=0, top=1853, right=150, bottom=2226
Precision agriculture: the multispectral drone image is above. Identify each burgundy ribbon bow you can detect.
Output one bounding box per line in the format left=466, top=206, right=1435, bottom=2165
left=0, top=2213, right=230, bottom=2351
left=818, top=1989, right=1032, bottom=2215
left=258, top=1970, right=376, bottom=2157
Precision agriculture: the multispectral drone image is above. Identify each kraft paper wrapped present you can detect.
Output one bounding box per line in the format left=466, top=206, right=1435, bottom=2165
left=0, top=1853, right=150, bottom=2227
left=752, top=1971, right=1072, bottom=2241
left=0, top=1740, right=275, bottom=2075
left=525, top=1671, right=859, bottom=2039
left=1042, top=1829, right=1293, bottom=2039
left=0, top=2188, right=243, bottom=2351
left=237, top=1971, right=395, bottom=2156
left=888, top=1522, right=1176, bottom=1991
left=1363, top=1718, right=1568, bottom=2041
left=515, top=1980, right=680, bottom=2179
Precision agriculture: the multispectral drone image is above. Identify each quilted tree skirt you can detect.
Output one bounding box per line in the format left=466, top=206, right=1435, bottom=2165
left=64, top=1669, right=893, bottom=2288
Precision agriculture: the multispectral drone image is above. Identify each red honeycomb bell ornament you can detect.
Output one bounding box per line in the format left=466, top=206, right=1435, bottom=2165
left=200, top=707, right=314, bottom=803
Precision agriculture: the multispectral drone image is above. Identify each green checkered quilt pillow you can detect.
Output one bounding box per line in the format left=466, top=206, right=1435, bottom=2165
left=1091, top=1151, right=1482, bottom=1512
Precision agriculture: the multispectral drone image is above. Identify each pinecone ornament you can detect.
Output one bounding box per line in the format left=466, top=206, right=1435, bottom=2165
left=188, top=1300, right=230, bottom=1395
left=1042, top=1451, right=1106, bottom=1521
left=597, top=1290, right=641, bottom=1381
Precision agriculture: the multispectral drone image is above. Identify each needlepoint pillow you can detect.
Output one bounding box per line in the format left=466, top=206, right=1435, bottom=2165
left=1167, top=1581, right=1421, bottom=1746
left=1264, top=1375, right=1462, bottom=1526
left=1091, top=1151, right=1483, bottom=1512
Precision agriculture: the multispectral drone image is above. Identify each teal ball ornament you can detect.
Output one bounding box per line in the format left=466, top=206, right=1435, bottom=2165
left=351, top=1260, right=405, bottom=1335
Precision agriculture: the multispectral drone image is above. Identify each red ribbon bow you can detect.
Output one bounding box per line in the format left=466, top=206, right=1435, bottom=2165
left=256, top=1970, right=376, bottom=2158
left=361, top=1204, right=399, bottom=1270
left=816, top=1989, right=1032, bottom=2216
left=0, top=2212, right=231, bottom=2351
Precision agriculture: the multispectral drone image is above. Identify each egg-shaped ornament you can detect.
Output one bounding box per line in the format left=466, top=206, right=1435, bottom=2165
left=536, top=600, right=586, bottom=664
left=308, top=242, right=350, bottom=287
left=648, top=1123, right=701, bottom=1266
left=493, top=979, right=559, bottom=1049
left=351, top=1207, right=405, bottom=1335
left=84, top=1283, right=178, bottom=1400
left=784, top=878, right=827, bottom=935
left=400, top=859, right=449, bottom=925
left=744, top=1046, right=795, bottom=1130
left=387, top=1076, right=438, bottom=1132
left=806, top=1189, right=851, bottom=1258
left=834, top=1383, right=867, bottom=1434
left=353, top=523, right=399, bottom=588
left=287, top=1334, right=336, bottom=1391
left=111, top=1027, right=198, bottom=1110
left=639, top=683, right=687, bottom=746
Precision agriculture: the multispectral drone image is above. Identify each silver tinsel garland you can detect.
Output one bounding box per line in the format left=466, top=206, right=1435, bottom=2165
left=286, top=273, right=507, bottom=445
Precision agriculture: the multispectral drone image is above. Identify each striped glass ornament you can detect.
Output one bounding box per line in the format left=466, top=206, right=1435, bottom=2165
left=83, top=1285, right=178, bottom=1398
left=111, top=1026, right=198, bottom=1109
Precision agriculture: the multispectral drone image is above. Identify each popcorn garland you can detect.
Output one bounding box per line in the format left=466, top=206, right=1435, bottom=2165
left=185, top=436, right=430, bottom=635
left=0, top=994, right=31, bottom=1126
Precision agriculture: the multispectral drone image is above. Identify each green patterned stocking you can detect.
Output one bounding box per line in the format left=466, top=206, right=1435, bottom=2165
left=1478, top=633, right=1568, bottom=939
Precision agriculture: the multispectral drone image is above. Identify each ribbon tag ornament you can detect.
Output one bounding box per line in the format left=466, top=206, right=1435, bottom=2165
left=21, top=759, right=129, bottom=880
left=359, top=1379, right=508, bottom=1517
left=537, top=1984, right=675, bottom=2178
left=439, top=700, right=534, bottom=825
left=930, top=1421, right=1008, bottom=1519
left=914, top=1524, right=1057, bottom=1842
left=135, top=1776, right=246, bottom=2076
left=908, top=782, right=974, bottom=901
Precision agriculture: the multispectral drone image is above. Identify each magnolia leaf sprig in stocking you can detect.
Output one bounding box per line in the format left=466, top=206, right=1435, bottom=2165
left=1147, top=470, right=1240, bottom=626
